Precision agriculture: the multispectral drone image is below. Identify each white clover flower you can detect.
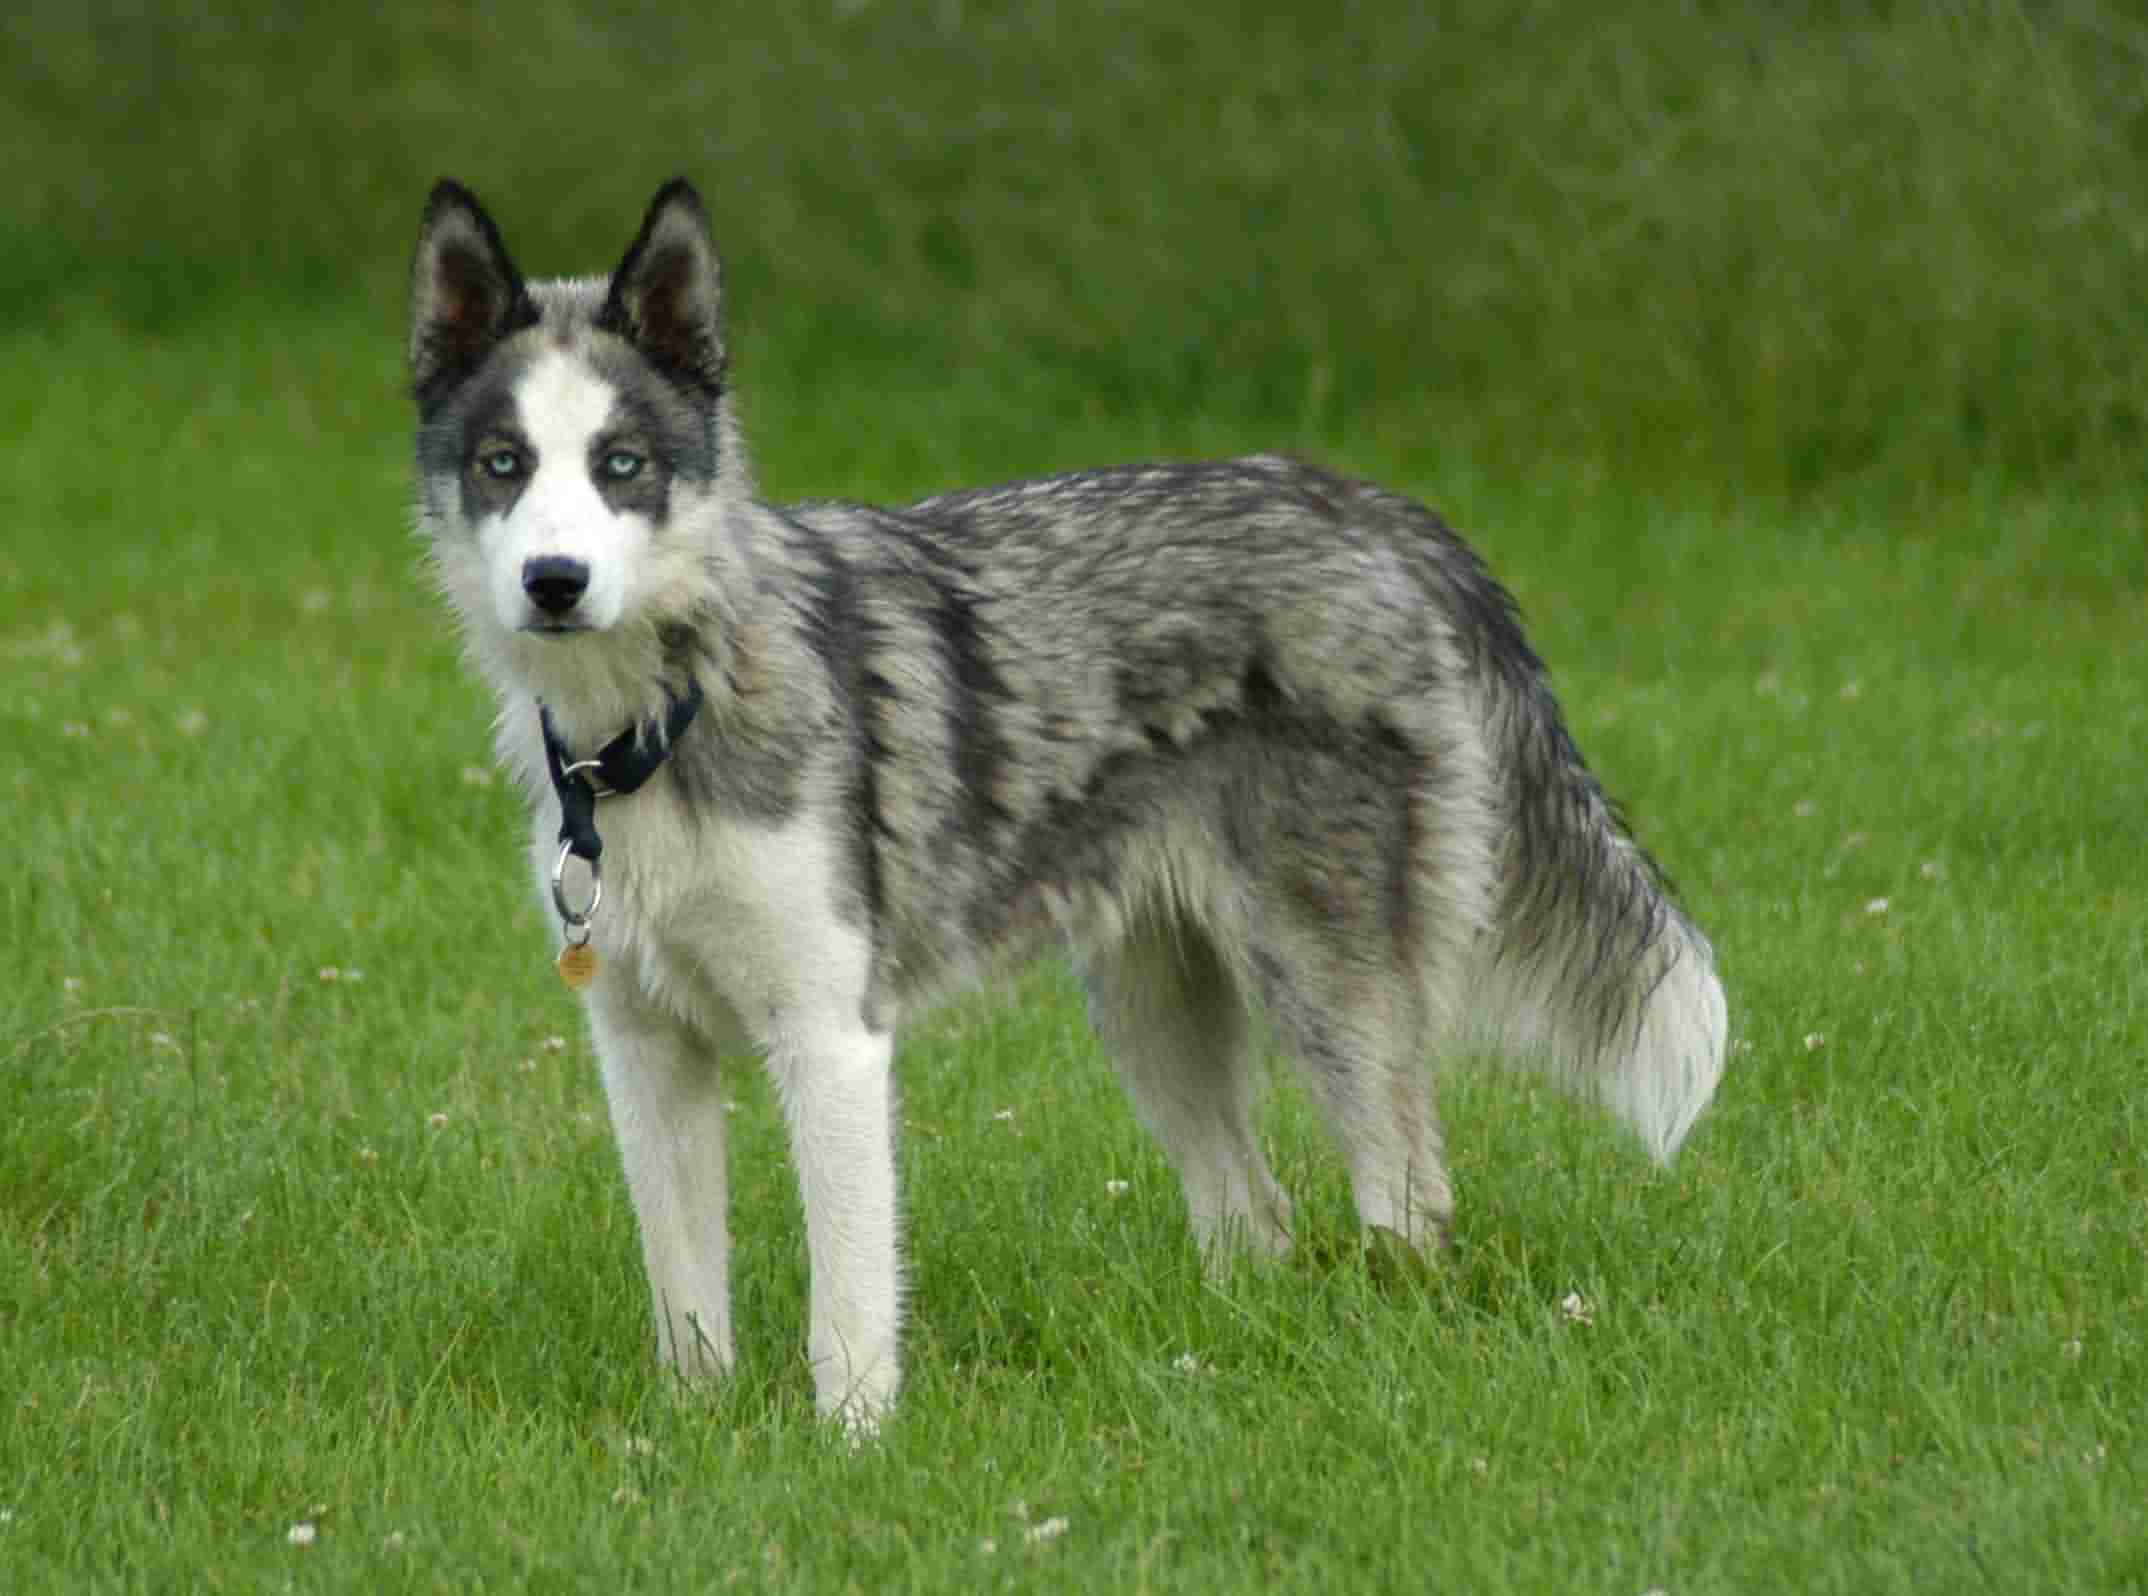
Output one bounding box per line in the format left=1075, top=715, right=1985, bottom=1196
left=286, top=1522, right=317, bottom=1548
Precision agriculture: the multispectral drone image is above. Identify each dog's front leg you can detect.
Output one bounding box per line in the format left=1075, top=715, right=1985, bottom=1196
left=765, top=1021, right=901, bottom=1430
left=585, top=983, right=735, bottom=1383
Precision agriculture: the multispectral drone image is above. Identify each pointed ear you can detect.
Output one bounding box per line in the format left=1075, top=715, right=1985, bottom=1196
left=596, top=179, right=726, bottom=397
left=409, top=179, right=538, bottom=408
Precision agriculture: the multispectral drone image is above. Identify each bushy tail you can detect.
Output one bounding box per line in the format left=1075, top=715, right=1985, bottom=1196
left=1467, top=669, right=1727, bottom=1163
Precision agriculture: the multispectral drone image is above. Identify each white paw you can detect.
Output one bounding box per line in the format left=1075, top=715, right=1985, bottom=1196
left=824, top=1385, right=893, bottom=1446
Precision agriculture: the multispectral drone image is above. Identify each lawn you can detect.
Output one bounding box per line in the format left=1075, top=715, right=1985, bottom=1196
left=3, top=4, right=2144, bottom=1591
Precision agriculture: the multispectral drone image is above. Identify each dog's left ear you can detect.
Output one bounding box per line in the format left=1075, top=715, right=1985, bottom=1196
left=598, top=179, right=726, bottom=397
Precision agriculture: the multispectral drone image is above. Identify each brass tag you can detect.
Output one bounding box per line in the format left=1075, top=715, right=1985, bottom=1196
left=556, top=941, right=598, bottom=990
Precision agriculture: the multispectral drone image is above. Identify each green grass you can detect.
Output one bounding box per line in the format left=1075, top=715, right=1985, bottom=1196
left=9, top=0, right=2148, bottom=497
left=5, top=2, right=2147, bottom=1590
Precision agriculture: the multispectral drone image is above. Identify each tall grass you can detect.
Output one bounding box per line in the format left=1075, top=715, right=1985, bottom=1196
left=5, top=1, right=2147, bottom=498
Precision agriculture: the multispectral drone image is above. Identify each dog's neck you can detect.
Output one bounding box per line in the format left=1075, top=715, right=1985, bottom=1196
left=483, top=620, right=695, bottom=748
left=539, top=676, right=706, bottom=866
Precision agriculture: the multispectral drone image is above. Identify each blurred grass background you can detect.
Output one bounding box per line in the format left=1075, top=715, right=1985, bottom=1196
left=6, top=0, right=2147, bottom=502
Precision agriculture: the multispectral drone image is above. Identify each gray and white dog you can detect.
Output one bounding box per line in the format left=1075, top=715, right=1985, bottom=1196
left=407, top=179, right=1726, bottom=1427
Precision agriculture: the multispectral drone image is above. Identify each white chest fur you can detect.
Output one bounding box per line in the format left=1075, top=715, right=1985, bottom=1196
left=525, top=771, right=876, bottom=1055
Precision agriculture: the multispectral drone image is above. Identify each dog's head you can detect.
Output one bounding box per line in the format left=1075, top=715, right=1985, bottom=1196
left=408, top=180, right=742, bottom=721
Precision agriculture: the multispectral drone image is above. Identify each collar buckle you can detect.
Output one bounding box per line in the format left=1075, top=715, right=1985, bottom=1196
left=556, top=757, right=617, bottom=800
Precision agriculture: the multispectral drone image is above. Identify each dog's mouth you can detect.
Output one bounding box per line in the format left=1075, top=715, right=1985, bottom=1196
left=520, top=619, right=594, bottom=637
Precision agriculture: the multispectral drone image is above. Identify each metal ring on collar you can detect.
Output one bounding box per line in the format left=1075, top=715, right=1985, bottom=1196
left=551, top=840, right=603, bottom=928
left=558, top=758, right=617, bottom=798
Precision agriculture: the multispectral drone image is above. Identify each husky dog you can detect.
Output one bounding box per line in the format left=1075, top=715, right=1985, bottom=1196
left=406, top=179, right=1725, bottom=1427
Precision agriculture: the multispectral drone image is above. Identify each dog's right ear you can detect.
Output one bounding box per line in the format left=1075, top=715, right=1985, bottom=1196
left=409, top=180, right=538, bottom=409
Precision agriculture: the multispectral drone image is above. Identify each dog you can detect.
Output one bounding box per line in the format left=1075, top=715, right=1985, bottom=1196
left=406, top=178, right=1726, bottom=1428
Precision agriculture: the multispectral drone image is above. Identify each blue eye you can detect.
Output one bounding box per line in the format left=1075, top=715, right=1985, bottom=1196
left=602, top=450, right=644, bottom=481
left=480, top=448, right=522, bottom=479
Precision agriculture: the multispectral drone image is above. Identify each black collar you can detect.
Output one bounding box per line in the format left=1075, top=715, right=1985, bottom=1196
left=539, top=679, right=704, bottom=865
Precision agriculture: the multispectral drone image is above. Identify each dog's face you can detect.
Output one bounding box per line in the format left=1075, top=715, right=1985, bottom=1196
left=407, top=181, right=731, bottom=710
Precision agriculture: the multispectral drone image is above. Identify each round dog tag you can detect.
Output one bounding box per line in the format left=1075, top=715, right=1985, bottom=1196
left=556, top=941, right=598, bottom=990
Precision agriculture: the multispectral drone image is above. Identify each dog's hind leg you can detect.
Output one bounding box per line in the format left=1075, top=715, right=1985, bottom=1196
left=586, top=986, right=736, bottom=1382
left=1082, top=914, right=1293, bottom=1263
left=1248, top=920, right=1456, bottom=1261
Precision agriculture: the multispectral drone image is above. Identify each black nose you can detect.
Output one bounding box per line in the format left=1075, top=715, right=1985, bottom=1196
left=522, top=556, right=590, bottom=615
